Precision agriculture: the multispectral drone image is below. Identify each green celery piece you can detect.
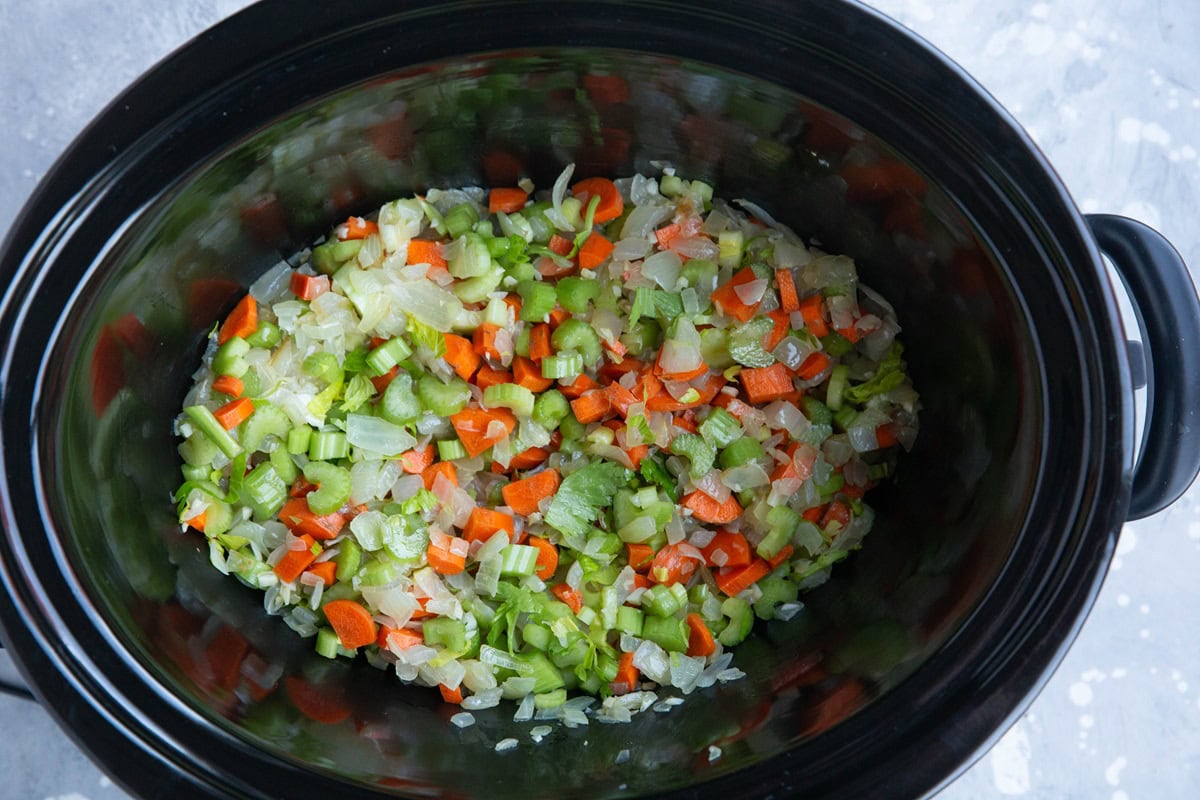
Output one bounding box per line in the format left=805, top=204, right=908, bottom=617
left=729, top=316, right=777, bottom=367
left=303, top=461, right=352, bottom=514
left=639, top=454, right=680, bottom=502
left=544, top=462, right=632, bottom=538
left=844, top=342, right=907, bottom=404
left=670, top=432, right=716, bottom=479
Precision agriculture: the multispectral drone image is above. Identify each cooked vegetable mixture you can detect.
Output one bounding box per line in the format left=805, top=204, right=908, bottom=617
left=175, top=165, right=918, bottom=722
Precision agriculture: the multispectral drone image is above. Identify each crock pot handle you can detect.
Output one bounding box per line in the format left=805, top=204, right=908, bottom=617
left=1087, top=214, right=1200, bottom=519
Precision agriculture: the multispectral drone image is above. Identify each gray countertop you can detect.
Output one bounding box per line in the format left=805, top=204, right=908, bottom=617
left=2, top=1, right=1198, bottom=798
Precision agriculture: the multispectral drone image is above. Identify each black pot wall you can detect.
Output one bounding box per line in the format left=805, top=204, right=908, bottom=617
left=0, top=2, right=1134, bottom=799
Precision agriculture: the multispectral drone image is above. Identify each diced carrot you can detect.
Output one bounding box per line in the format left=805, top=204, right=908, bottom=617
left=186, top=510, right=208, bottom=534
left=217, top=294, right=258, bottom=345
left=796, top=351, right=833, bottom=380
left=472, top=323, right=503, bottom=360
left=513, top=356, right=553, bottom=392
left=632, top=573, right=653, bottom=591
left=449, top=407, right=517, bottom=457
left=766, top=544, right=794, bottom=570
left=571, top=177, right=624, bottom=223
left=439, top=683, right=464, bottom=704
left=797, top=294, right=830, bottom=337
left=841, top=482, right=866, bottom=500
left=604, top=382, right=639, bottom=417
left=212, top=375, right=244, bottom=398
left=685, top=613, right=717, bottom=658
left=323, top=599, right=378, bottom=649
left=529, top=323, right=553, bottom=362
left=646, top=373, right=725, bottom=412
left=672, top=412, right=698, bottom=434
left=802, top=506, right=825, bottom=524
left=503, top=294, right=522, bottom=319
left=682, top=490, right=743, bottom=524
left=710, top=267, right=762, bottom=323
left=462, top=506, right=515, bottom=544
left=273, top=534, right=318, bottom=582
left=763, top=309, right=790, bottom=352
left=822, top=501, right=852, bottom=530
left=443, top=333, right=481, bottom=380
left=213, top=397, right=254, bottom=430
left=624, top=444, right=650, bottom=469
left=509, top=446, right=552, bottom=470
left=612, top=650, right=639, bottom=695
left=337, top=216, right=379, bottom=240
left=398, top=443, right=435, bottom=474
left=501, top=469, right=561, bottom=517
left=582, top=74, right=631, bottom=106
left=547, top=307, right=571, bottom=329
left=570, top=390, right=613, bottom=424
left=426, top=543, right=467, bottom=575
left=700, top=530, right=752, bottom=568
left=284, top=675, right=351, bottom=725
left=776, top=268, right=800, bottom=313
left=290, top=272, right=330, bottom=301
left=422, top=461, right=458, bottom=490
left=290, top=477, right=317, bottom=497
left=551, top=583, right=584, bottom=613
left=650, top=543, right=701, bottom=585
left=836, top=322, right=862, bottom=343
left=654, top=222, right=682, bottom=250
left=205, top=625, right=250, bottom=691
left=475, top=365, right=512, bottom=390
left=712, top=391, right=755, bottom=420
left=279, top=497, right=346, bottom=540
left=378, top=625, right=424, bottom=651
left=488, top=187, right=529, bottom=215
left=715, top=558, right=772, bottom=597
left=740, top=363, right=795, bottom=405
left=527, top=536, right=560, bottom=580
left=875, top=423, right=899, bottom=449
left=626, top=542, right=655, bottom=572
left=598, top=357, right=646, bottom=382
left=407, top=239, right=447, bottom=269
left=559, top=373, right=600, bottom=399
left=302, top=562, right=336, bottom=588
left=578, top=231, right=615, bottom=269
left=370, top=365, right=400, bottom=394
left=603, top=337, right=628, bottom=357
left=548, top=234, right=574, bottom=257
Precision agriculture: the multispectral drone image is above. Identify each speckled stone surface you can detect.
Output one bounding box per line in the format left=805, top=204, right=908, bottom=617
left=1, top=2, right=1197, bottom=798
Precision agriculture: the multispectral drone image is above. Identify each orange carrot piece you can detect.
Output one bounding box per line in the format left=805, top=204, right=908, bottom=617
left=529, top=323, right=553, bottom=362
left=654, top=222, right=682, bottom=250
left=284, top=675, right=351, bottom=725
left=822, top=500, right=852, bottom=530
left=217, top=294, right=258, bottom=345
left=378, top=625, right=424, bottom=651
left=475, top=365, right=512, bottom=390
left=558, top=373, right=599, bottom=400
left=422, top=461, right=458, bottom=490
left=443, top=333, right=481, bottom=380
left=513, top=356, right=554, bottom=392
left=612, top=650, right=639, bottom=694
left=439, top=683, right=464, bottom=704
left=577, top=231, right=615, bottom=269
left=186, top=510, right=208, bottom=534
left=776, top=268, right=800, bottom=313
left=279, top=497, right=346, bottom=540
left=740, top=363, right=795, bottom=405
left=571, top=177, right=624, bottom=223
left=526, top=536, right=560, bottom=580
left=598, top=357, right=645, bottom=382
left=337, top=216, right=379, bottom=240
left=502, top=469, right=561, bottom=517
left=547, top=307, right=571, bottom=329
left=715, top=558, right=772, bottom=597
left=875, top=423, right=899, bottom=449
left=323, top=599, right=378, bottom=649
left=509, top=446, right=552, bottom=471
left=626, top=542, right=655, bottom=572
left=836, top=322, right=862, bottom=343
left=488, top=187, right=529, bottom=214
left=545, top=234, right=572, bottom=257
left=650, top=543, right=700, bottom=586
left=624, top=444, right=650, bottom=469
left=763, top=309, right=790, bottom=352
left=710, top=267, right=761, bottom=323
left=551, top=583, right=583, bottom=613
left=685, top=613, right=717, bottom=658
left=212, top=374, right=244, bottom=398
left=797, top=294, right=830, bottom=337
left=290, top=272, right=330, bottom=301
left=473, top=323, right=503, bottom=360
left=398, top=443, right=436, bottom=474
left=426, top=543, right=467, bottom=575
left=604, top=382, right=639, bottom=417
left=370, top=365, right=401, bottom=394
left=272, top=534, right=318, bottom=582
left=700, top=530, right=752, bottom=568
left=681, top=490, right=743, bottom=524
left=407, top=239, right=447, bottom=269
left=213, top=396, right=255, bottom=430
left=305, top=560, right=337, bottom=586
left=796, top=351, right=832, bottom=380
left=766, top=544, right=794, bottom=570
left=570, top=390, right=613, bottom=424
left=449, top=407, right=517, bottom=457
left=462, top=506, right=515, bottom=544
left=205, top=625, right=250, bottom=691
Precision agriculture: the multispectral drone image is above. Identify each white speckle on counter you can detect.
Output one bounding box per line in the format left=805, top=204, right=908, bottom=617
left=1080, top=715, right=1094, bottom=729
left=1110, top=667, right=1127, bottom=679
left=1030, top=3, right=1049, bottom=19
left=1020, top=23, right=1056, bottom=54
left=989, top=721, right=1032, bottom=795
left=1105, top=756, right=1128, bottom=786
left=1112, top=791, right=1129, bottom=800
left=1116, top=593, right=1130, bottom=607
left=1069, top=682, right=1094, bottom=706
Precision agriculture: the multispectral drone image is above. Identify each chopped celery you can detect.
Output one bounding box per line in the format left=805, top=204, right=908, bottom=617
left=802, top=396, right=834, bottom=425
left=659, top=173, right=686, bottom=197
left=699, top=407, right=742, bottom=448
left=303, top=461, right=352, bottom=514
left=754, top=575, right=799, bottom=620
left=212, top=337, right=250, bottom=378
left=484, top=383, right=535, bottom=417
left=523, top=622, right=552, bottom=651
left=437, top=438, right=468, bottom=461
left=245, top=321, right=282, bottom=349
left=531, top=389, right=570, bottom=430
left=556, top=276, right=600, bottom=314
left=417, top=373, right=471, bottom=416
left=308, top=430, right=349, bottom=461
left=541, top=352, right=583, bottom=381
left=642, top=584, right=683, bottom=617
left=183, top=405, right=242, bottom=458
left=615, top=605, right=644, bottom=636
left=670, top=433, right=716, bottom=479
left=268, top=445, right=298, bottom=486
left=821, top=331, right=854, bottom=358
left=445, top=203, right=480, bottom=239
left=499, top=544, right=539, bottom=576
left=642, top=616, right=690, bottom=653
left=424, top=617, right=468, bottom=653
left=244, top=463, right=287, bottom=519
left=286, top=425, right=312, bottom=455
left=516, top=279, right=557, bottom=322
left=718, top=230, right=745, bottom=269
left=333, top=538, right=362, bottom=581
left=719, top=436, right=765, bottom=470
left=550, top=319, right=602, bottom=367
left=366, top=337, right=413, bottom=376
left=315, top=627, right=341, bottom=659
left=718, top=597, right=754, bottom=647
left=242, top=403, right=291, bottom=452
